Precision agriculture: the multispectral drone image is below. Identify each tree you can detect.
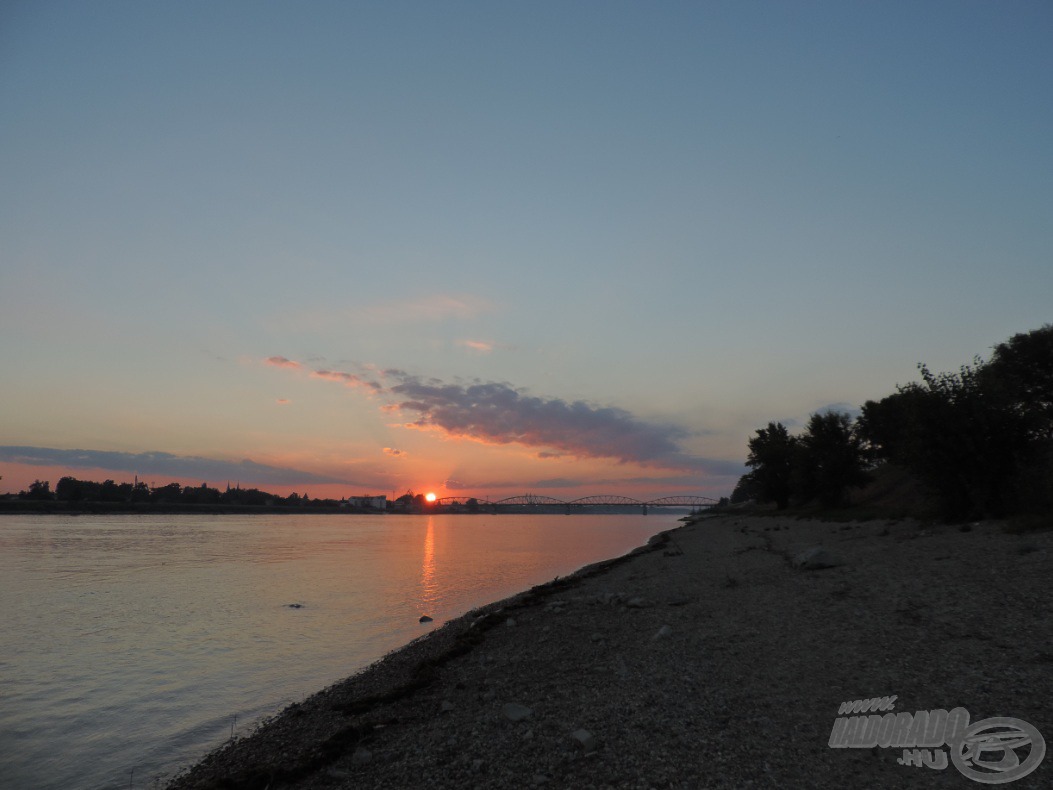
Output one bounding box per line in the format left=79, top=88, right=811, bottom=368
left=859, top=359, right=1034, bottom=520
left=729, top=474, right=757, bottom=504
left=745, top=422, right=797, bottom=509
left=987, top=323, right=1053, bottom=441
left=24, top=480, right=53, bottom=500
left=98, top=479, right=123, bottom=502
left=795, top=411, right=870, bottom=508
left=151, top=482, right=182, bottom=503
left=56, top=476, right=85, bottom=502
left=857, top=386, right=931, bottom=467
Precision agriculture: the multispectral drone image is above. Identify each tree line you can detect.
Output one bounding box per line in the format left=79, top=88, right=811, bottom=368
left=735, top=324, right=1053, bottom=521
left=15, top=478, right=343, bottom=509
left=12, top=478, right=439, bottom=512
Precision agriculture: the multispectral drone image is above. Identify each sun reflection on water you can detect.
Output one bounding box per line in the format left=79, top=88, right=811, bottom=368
left=420, top=516, right=437, bottom=609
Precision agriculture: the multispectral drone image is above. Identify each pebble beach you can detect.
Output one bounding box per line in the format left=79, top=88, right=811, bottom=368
left=167, top=513, right=1052, bottom=789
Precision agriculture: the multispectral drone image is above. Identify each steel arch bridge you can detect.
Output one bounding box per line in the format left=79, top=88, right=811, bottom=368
left=434, top=494, right=718, bottom=512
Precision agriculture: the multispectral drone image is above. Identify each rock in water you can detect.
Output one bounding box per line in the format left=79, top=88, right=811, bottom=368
left=792, top=546, right=844, bottom=570
left=419, top=614, right=433, bottom=623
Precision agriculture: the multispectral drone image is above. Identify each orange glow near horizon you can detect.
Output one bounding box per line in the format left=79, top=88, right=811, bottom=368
left=424, top=492, right=437, bottom=503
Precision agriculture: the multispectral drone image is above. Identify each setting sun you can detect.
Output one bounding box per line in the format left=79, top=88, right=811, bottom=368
left=424, top=492, right=437, bottom=503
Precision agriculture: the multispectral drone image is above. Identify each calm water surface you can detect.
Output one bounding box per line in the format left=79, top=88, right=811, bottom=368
left=0, top=513, right=673, bottom=789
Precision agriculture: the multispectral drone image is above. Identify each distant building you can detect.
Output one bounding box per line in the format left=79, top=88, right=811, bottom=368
left=343, top=495, right=387, bottom=511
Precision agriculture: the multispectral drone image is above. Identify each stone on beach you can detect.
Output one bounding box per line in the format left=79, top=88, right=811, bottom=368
left=501, top=702, right=533, bottom=722
left=652, top=624, right=673, bottom=640
left=791, top=546, right=844, bottom=570
left=570, top=729, right=599, bottom=753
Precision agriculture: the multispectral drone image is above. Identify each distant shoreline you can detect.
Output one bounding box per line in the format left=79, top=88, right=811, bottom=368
left=0, top=500, right=361, bottom=516
left=0, top=501, right=699, bottom=516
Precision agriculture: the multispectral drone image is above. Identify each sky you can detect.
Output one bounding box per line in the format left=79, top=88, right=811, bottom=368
left=2, top=1, right=1051, bottom=501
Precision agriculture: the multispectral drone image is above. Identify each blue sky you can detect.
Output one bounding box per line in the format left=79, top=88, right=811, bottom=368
left=2, top=1, right=1051, bottom=498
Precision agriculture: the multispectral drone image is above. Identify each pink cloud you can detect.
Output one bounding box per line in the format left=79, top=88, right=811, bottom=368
left=276, top=398, right=291, bottom=405
left=383, top=447, right=406, bottom=457
left=310, top=369, right=382, bottom=391
left=265, top=356, right=302, bottom=369
left=457, top=339, right=495, bottom=353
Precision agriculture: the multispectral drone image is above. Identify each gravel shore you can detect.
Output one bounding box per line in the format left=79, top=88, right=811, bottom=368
left=168, top=513, right=1052, bottom=789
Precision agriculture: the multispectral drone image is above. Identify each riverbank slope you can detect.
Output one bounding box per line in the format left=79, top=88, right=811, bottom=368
left=168, top=514, right=1052, bottom=789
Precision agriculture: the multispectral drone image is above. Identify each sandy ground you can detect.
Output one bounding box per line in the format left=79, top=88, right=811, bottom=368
left=167, top=513, right=1052, bottom=789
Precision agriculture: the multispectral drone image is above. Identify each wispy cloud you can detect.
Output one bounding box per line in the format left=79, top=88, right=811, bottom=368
left=265, top=356, right=302, bottom=369
left=0, top=446, right=350, bottom=486
left=393, top=378, right=743, bottom=475
left=387, top=375, right=712, bottom=471
left=264, top=356, right=739, bottom=475
left=310, top=369, right=383, bottom=391
left=276, top=398, right=291, bottom=405
left=384, top=447, right=406, bottom=457
left=457, top=339, right=495, bottom=353
left=277, top=294, right=495, bottom=331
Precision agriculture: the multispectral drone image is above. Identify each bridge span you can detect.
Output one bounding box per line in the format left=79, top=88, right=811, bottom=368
left=432, top=493, right=717, bottom=514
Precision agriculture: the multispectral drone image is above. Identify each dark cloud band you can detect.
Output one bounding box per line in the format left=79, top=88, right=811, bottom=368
left=0, top=446, right=349, bottom=486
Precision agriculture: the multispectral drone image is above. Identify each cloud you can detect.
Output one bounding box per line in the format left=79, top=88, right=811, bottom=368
left=0, top=446, right=350, bottom=486
left=264, top=357, right=743, bottom=476
left=457, top=339, right=495, bottom=353
left=383, top=447, right=406, bottom=457
left=276, top=398, right=291, bottom=405
left=387, top=375, right=735, bottom=473
left=265, top=356, right=302, bottom=369
left=311, top=369, right=382, bottom=391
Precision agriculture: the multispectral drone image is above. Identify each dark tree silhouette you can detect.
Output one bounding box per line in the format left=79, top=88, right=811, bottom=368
left=795, top=410, right=870, bottom=507
left=745, top=422, right=797, bottom=509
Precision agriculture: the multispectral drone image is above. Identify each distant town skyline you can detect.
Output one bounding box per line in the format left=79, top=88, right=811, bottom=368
left=2, top=2, right=1051, bottom=500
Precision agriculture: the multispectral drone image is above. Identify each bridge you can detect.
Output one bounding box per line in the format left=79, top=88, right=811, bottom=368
left=431, top=494, right=718, bottom=515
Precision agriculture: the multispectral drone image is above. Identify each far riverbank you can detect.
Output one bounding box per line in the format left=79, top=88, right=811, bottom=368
left=0, top=500, right=352, bottom=515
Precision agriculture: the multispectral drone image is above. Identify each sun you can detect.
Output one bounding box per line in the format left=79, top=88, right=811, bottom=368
left=424, top=492, right=437, bottom=503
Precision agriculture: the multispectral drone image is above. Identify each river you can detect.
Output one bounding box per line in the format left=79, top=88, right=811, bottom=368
left=0, top=512, right=675, bottom=789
